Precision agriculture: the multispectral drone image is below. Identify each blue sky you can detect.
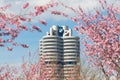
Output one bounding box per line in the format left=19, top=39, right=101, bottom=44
left=0, top=0, right=118, bottom=66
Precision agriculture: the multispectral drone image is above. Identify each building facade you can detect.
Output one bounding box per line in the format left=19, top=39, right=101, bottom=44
left=39, top=25, right=80, bottom=80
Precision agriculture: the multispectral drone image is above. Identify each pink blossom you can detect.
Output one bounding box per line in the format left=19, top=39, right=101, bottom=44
left=21, top=44, right=29, bottom=48
left=51, top=11, right=61, bottom=15
left=0, top=39, right=5, bottom=43
left=32, top=26, right=41, bottom=32
left=7, top=39, right=13, bottom=43
left=71, top=17, right=78, bottom=22
left=0, top=44, right=4, bottom=47
left=11, top=33, right=18, bottom=38
left=12, top=42, right=19, bottom=46
left=40, top=20, right=47, bottom=25
left=19, top=26, right=28, bottom=30
left=73, top=26, right=79, bottom=31
left=19, top=17, right=26, bottom=21
left=22, top=2, right=29, bottom=9
left=7, top=47, right=12, bottom=51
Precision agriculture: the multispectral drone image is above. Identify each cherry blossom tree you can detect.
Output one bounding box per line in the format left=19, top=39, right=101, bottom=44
left=0, top=0, right=58, bottom=51
left=0, top=57, right=59, bottom=80
left=70, top=0, right=120, bottom=79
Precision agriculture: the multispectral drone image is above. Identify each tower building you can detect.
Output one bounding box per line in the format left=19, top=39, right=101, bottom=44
left=39, top=25, right=80, bottom=80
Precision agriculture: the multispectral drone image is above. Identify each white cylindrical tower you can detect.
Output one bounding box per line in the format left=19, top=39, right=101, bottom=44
left=39, top=36, right=63, bottom=80
left=63, top=36, right=80, bottom=80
